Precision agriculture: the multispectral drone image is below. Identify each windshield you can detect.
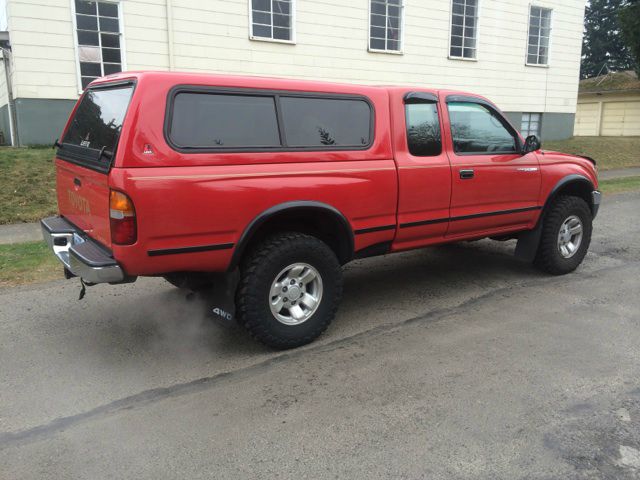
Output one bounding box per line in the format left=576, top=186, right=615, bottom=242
left=62, top=85, right=133, bottom=154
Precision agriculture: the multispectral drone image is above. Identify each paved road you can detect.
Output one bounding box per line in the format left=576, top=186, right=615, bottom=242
left=1, top=192, right=639, bottom=479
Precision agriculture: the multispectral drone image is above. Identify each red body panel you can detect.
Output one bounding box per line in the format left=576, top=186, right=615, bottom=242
left=54, top=72, right=598, bottom=277
left=437, top=92, right=542, bottom=237
left=56, top=160, right=113, bottom=248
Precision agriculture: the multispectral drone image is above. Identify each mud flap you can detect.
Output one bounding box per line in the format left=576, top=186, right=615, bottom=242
left=201, top=270, right=240, bottom=324
left=515, top=226, right=542, bottom=263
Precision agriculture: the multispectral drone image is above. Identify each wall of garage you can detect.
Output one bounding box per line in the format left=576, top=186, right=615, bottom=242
left=575, top=92, right=640, bottom=137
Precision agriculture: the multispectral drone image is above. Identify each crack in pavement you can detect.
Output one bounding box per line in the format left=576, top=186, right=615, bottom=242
left=0, top=255, right=635, bottom=452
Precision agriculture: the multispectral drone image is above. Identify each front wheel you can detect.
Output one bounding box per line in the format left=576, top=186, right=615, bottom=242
left=236, top=232, right=343, bottom=349
left=534, top=195, right=593, bottom=275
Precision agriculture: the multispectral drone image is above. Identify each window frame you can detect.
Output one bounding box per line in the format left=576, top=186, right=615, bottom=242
left=70, top=0, right=127, bottom=94
left=448, top=0, right=480, bottom=62
left=248, top=0, right=296, bottom=45
left=368, top=0, right=405, bottom=55
left=445, top=95, right=523, bottom=156
left=163, top=86, right=375, bottom=154
left=525, top=5, right=552, bottom=67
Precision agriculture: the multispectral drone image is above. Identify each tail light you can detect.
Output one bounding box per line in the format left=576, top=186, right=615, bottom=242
left=110, top=190, right=137, bottom=245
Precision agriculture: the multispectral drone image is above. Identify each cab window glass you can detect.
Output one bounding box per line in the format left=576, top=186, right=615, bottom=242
left=447, top=102, right=517, bottom=154
left=405, top=102, right=442, bottom=156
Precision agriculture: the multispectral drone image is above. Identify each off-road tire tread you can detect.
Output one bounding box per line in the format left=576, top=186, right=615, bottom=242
left=534, top=195, right=592, bottom=275
left=236, top=232, right=343, bottom=349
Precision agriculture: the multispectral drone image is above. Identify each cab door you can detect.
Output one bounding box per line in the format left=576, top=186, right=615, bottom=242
left=391, top=90, right=452, bottom=251
left=441, top=95, right=541, bottom=237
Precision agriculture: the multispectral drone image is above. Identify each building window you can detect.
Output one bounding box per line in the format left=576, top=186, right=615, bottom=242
left=521, top=113, right=542, bottom=137
left=449, top=0, right=478, bottom=59
left=369, top=0, right=403, bottom=53
left=527, top=6, right=551, bottom=65
left=74, top=0, right=123, bottom=90
left=250, top=0, right=294, bottom=42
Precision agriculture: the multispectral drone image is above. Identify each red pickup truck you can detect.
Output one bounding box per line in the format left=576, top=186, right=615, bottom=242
left=42, top=72, right=600, bottom=349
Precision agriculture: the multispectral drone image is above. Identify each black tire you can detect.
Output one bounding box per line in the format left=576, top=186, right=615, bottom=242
left=163, top=272, right=213, bottom=291
left=534, top=195, right=593, bottom=275
left=236, top=232, right=343, bottom=349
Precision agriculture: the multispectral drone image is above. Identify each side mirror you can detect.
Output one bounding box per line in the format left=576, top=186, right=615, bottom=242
left=522, top=134, right=541, bottom=154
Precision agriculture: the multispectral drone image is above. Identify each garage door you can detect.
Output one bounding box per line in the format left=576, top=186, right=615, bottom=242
left=574, top=102, right=599, bottom=136
left=601, top=101, right=640, bottom=136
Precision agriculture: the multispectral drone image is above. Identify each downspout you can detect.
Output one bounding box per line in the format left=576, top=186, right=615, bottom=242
left=166, top=0, right=174, bottom=71
left=1, top=47, right=17, bottom=146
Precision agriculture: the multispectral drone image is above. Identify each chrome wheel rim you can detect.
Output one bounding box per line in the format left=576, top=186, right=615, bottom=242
left=557, top=215, right=583, bottom=259
left=269, top=263, right=323, bottom=326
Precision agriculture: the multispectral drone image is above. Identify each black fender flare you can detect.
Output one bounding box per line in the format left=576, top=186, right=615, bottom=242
left=515, top=174, right=595, bottom=262
left=227, top=201, right=354, bottom=271
left=539, top=174, right=596, bottom=220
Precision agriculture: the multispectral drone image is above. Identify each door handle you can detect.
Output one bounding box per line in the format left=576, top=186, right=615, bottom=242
left=73, top=177, right=81, bottom=187
left=460, top=169, right=474, bottom=179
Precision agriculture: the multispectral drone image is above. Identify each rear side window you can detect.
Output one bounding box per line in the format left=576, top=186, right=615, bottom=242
left=405, top=103, right=442, bottom=156
left=169, top=93, right=281, bottom=148
left=279, top=97, right=371, bottom=147
left=165, top=89, right=373, bottom=151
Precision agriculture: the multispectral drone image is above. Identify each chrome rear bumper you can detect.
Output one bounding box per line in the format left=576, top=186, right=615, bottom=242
left=41, top=216, right=125, bottom=284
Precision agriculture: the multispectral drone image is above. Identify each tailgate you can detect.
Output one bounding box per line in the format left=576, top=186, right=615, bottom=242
left=55, top=83, right=135, bottom=248
left=56, top=159, right=112, bottom=248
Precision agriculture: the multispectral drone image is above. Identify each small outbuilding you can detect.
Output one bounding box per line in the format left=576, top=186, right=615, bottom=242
left=574, top=70, right=640, bottom=136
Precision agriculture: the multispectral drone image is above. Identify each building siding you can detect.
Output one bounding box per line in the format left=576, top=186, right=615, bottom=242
left=0, top=58, right=9, bottom=144
left=2, top=0, right=586, bottom=143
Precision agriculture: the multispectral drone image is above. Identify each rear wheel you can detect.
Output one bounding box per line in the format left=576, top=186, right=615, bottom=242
left=534, top=195, right=592, bottom=275
left=236, top=232, right=343, bottom=349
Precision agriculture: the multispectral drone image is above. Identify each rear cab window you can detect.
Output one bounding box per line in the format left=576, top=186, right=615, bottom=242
left=165, top=88, right=374, bottom=152
left=405, top=102, right=442, bottom=157
left=58, top=83, right=134, bottom=172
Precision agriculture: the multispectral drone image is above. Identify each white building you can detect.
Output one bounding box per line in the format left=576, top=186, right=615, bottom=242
left=0, top=0, right=586, bottom=145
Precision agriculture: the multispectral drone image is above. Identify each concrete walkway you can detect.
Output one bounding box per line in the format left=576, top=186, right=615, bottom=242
left=1, top=166, right=638, bottom=246
left=598, top=166, right=640, bottom=180
left=0, top=222, right=42, bottom=245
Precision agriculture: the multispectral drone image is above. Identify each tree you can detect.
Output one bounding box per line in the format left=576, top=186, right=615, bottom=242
left=619, top=1, right=640, bottom=77
left=581, top=0, right=636, bottom=79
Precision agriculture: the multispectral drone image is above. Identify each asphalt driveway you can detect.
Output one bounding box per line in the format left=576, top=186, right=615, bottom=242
left=1, top=191, right=639, bottom=479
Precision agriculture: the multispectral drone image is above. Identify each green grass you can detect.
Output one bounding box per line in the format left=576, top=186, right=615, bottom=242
left=599, top=175, right=640, bottom=195
left=0, top=147, right=57, bottom=224
left=544, top=137, right=640, bottom=170
left=0, top=241, right=62, bottom=287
